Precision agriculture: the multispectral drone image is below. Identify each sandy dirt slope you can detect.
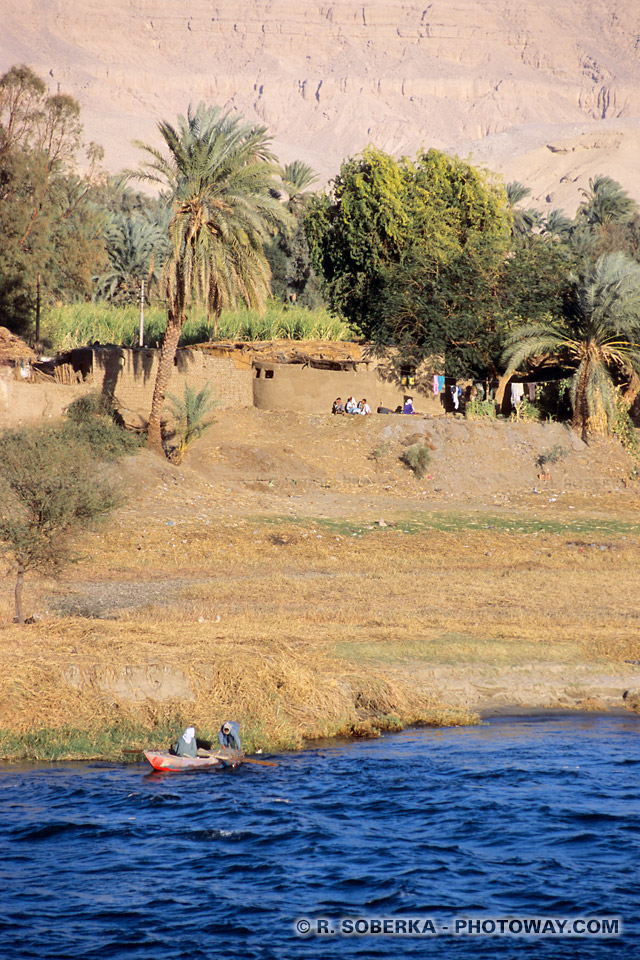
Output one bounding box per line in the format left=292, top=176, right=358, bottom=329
left=116, top=408, right=639, bottom=523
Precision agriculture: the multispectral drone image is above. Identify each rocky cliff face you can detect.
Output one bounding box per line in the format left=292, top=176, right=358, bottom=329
left=2, top=0, right=640, bottom=212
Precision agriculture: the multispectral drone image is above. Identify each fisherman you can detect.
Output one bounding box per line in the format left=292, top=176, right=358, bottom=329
left=218, top=721, right=242, bottom=753
left=173, top=725, right=198, bottom=758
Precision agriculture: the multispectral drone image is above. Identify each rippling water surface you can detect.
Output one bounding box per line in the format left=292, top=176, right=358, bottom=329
left=1, top=715, right=638, bottom=959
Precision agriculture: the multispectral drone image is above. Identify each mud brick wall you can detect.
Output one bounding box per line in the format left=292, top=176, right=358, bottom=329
left=93, top=347, right=253, bottom=427
left=0, top=368, right=93, bottom=428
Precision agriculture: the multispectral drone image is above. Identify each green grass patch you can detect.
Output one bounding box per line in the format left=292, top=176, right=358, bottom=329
left=333, top=632, right=588, bottom=667
left=41, top=301, right=351, bottom=350
left=254, top=512, right=640, bottom=539
left=0, top=719, right=328, bottom=762
left=0, top=721, right=188, bottom=762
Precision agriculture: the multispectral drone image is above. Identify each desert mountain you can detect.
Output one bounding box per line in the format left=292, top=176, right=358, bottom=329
left=1, top=0, right=640, bottom=214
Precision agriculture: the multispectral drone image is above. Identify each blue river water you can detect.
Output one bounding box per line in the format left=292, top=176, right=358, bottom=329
left=1, top=714, right=638, bottom=960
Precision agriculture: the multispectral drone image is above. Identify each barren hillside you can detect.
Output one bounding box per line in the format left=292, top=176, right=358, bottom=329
left=1, top=1, right=640, bottom=212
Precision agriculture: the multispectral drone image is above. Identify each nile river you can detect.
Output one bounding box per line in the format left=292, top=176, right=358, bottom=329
left=1, top=715, right=638, bottom=959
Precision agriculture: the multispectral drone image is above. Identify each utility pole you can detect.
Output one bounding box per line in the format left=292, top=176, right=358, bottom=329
left=35, top=273, right=41, bottom=353
left=139, top=279, right=145, bottom=347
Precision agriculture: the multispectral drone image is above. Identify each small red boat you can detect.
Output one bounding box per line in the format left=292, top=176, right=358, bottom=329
left=143, top=749, right=241, bottom=772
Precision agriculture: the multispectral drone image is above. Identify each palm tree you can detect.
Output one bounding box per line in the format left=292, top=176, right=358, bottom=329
left=96, top=211, right=170, bottom=303
left=277, top=160, right=318, bottom=210
left=166, top=381, right=216, bottom=463
left=576, top=175, right=637, bottom=229
left=541, top=209, right=574, bottom=242
left=503, top=253, right=640, bottom=436
left=505, top=181, right=542, bottom=238
left=126, top=103, right=288, bottom=450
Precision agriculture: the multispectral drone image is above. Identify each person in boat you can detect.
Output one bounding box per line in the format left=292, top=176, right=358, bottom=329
left=218, top=721, right=242, bottom=753
left=173, top=726, right=198, bottom=758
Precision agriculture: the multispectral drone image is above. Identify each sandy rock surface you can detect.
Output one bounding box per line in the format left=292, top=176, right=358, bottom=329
left=1, top=1, right=639, bottom=213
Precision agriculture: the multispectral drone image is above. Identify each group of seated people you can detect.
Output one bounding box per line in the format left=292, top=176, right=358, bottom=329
left=332, top=396, right=417, bottom=416
left=332, top=396, right=372, bottom=415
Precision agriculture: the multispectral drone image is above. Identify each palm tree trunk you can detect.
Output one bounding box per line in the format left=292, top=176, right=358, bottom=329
left=572, top=360, right=590, bottom=437
left=147, top=309, right=184, bottom=453
left=14, top=563, right=25, bottom=624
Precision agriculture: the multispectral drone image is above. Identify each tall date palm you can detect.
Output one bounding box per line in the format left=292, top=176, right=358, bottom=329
left=126, top=103, right=288, bottom=451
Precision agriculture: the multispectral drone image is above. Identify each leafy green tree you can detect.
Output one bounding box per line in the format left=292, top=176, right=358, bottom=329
left=0, top=425, right=122, bottom=623
left=503, top=252, right=640, bottom=435
left=306, top=147, right=510, bottom=374
left=126, top=102, right=288, bottom=451
left=0, top=64, right=107, bottom=337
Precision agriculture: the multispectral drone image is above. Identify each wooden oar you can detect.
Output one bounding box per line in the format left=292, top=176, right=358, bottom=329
left=208, top=750, right=278, bottom=768
left=236, top=757, right=278, bottom=767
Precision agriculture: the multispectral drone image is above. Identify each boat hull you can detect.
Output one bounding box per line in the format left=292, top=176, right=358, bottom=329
left=143, top=750, right=238, bottom=772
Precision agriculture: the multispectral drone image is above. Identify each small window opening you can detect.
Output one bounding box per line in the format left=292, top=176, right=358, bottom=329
left=265, top=369, right=274, bottom=379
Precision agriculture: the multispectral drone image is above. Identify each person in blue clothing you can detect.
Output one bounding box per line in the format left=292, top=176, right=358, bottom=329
left=173, top=726, right=198, bottom=758
left=402, top=396, right=415, bottom=414
left=218, top=721, right=242, bottom=753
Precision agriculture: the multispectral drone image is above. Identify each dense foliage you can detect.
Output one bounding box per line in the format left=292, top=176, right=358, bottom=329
left=0, top=65, right=108, bottom=337
left=305, top=147, right=515, bottom=375
left=3, top=62, right=640, bottom=438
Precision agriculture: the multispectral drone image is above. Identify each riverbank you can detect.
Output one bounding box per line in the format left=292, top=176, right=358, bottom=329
left=1, top=409, right=639, bottom=761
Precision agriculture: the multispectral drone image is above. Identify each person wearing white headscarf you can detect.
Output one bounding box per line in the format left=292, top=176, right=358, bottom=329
left=173, top=725, right=198, bottom=758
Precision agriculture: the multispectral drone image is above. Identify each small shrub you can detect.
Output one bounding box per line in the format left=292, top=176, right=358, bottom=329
left=0, top=425, right=122, bottom=622
left=64, top=393, right=144, bottom=460
left=465, top=399, right=496, bottom=420
left=400, top=443, right=432, bottom=479
left=167, top=382, right=217, bottom=463
left=66, top=392, right=116, bottom=423
left=370, top=441, right=392, bottom=463
left=513, top=398, right=541, bottom=421
left=536, top=444, right=570, bottom=469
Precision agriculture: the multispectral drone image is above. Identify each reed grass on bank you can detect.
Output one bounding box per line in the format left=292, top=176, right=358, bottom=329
left=41, top=301, right=351, bottom=351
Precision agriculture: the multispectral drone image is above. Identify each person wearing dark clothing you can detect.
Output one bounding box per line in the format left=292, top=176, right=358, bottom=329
left=332, top=397, right=345, bottom=414
left=218, top=721, right=242, bottom=753
left=173, top=726, right=198, bottom=758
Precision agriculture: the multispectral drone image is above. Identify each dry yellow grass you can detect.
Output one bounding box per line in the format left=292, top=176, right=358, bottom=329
left=1, top=504, right=639, bottom=758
